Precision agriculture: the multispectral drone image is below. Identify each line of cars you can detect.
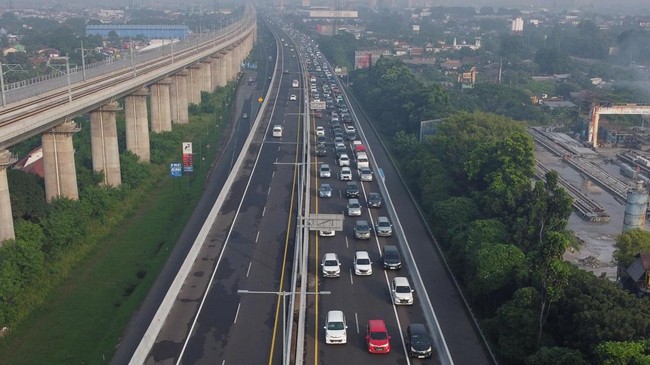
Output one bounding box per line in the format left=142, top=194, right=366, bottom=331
left=296, top=32, right=433, bottom=359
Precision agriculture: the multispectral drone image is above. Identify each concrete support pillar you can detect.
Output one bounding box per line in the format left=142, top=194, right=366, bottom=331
left=125, top=88, right=151, bottom=162
left=210, top=55, right=221, bottom=90
left=90, top=101, right=122, bottom=187
left=200, top=61, right=212, bottom=93
left=150, top=78, right=173, bottom=133
left=0, top=150, right=17, bottom=243
left=188, top=65, right=202, bottom=105
left=170, top=71, right=189, bottom=124
left=223, top=49, right=233, bottom=82
left=218, top=52, right=228, bottom=87
left=42, top=121, right=81, bottom=202
left=231, top=44, right=240, bottom=78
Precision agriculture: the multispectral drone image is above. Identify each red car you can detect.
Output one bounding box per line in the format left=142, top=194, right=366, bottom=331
left=366, top=319, right=391, bottom=354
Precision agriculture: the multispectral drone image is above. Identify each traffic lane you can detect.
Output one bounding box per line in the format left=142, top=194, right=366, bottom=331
left=180, top=80, right=303, bottom=363
left=348, top=93, right=492, bottom=364
left=209, top=142, right=300, bottom=365
left=147, top=121, right=265, bottom=363
left=309, top=176, right=421, bottom=364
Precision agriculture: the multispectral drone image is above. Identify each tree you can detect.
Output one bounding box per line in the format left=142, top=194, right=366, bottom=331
left=614, top=229, right=650, bottom=268
left=486, top=287, right=541, bottom=363
left=534, top=48, right=571, bottom=74
left=595, top=340, right=650, bottom=365
left=526, top=346, right=587, bottom=365
left=466, top=243, right=527, bottom=299
left=8, top=169, right=46, bottom=222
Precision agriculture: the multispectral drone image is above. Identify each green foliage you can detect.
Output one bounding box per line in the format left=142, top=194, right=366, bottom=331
left=553, top=267, right=650, bottom=355
left=595, top=340, right=650, bottom=365
left=486, top=287, right=541, bottom=364
left=41, top=198, right=90, bottom=258
left=467, top=243, right=528, bottom=298
left=526, top=346, right=588, bottom=365
left=430, top=197, right=480, bottom=246
left=317, top=32, right=357, bottom=69
left=614, top=229, right=650, bottom=268
left=7, top=169, right=46, bottom=222
left=535, top=48, right=571, bottom=74
left=120, top=151, right=153, bottom=188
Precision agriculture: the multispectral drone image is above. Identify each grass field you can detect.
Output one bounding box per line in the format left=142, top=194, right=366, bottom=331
left=0, top=89, right=233, bottom=364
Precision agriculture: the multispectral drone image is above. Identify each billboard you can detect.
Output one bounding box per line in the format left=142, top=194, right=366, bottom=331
left=182, top=142, right=193, bottom=173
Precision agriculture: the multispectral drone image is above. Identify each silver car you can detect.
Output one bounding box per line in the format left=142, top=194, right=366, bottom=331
left=375, top=216, right=392, bottom=237
left=354, top=220, right=371, bottom=240
left=359, top=167, right=373, bottom=182
left=319, top=183, right=333, bottom=198
left=347, top=198, right=361, bottom=216
left=319, top=164, right=331, bottom=178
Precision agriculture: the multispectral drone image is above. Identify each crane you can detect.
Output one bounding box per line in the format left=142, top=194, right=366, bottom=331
left=588, top=104, right=650, bottom=148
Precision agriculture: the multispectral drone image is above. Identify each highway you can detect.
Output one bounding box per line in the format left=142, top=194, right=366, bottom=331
left=124, top=17, right=493, bottom=365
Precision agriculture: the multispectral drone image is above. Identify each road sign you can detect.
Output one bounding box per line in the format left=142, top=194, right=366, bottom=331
left=170, top=163, right=182, bottom=177
left=306, top=214, right=344, bottom=231
left=258, top=97, right=264, bottom=103
left=310, top=101, right=326, bottom=110
left=182, top=142, right=193, bottom=173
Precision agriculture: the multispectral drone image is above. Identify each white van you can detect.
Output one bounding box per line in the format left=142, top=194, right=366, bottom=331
left=356, top=152, right=369, bottom=169
left=272, top=125, right=283, bottom=138
left=324, top=310, right=347, bottom=344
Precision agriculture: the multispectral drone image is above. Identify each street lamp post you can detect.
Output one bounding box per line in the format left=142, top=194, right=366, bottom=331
left=237, top=289, right=330, bottom=365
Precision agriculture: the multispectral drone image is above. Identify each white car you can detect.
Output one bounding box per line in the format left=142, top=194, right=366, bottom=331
left=391, top=277, right=414, bottom=305
left=272, top=125, right=283, bottom=138
left=290, top=94, right=297, bottom=101
left=338, top=153, right=350, bottom=167
left=339, top=166, right=352, bottom=181
left=319, top=230, right=335, bottom=237
left=321, top=253, right=341, bottom=278
left=353, top=251, right=372, bottom=276
left=324, top=310, right=347, bottom=344
left=345, top=125, right=356, bottom=133
left=316, top=126, right=325, bottom=136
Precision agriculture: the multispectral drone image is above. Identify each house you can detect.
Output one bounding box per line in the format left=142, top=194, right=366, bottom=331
left=625, top=252, right=650, bottom=295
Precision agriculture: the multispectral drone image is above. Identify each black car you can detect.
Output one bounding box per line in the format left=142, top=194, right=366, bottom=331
left=367, top=192, right=382, bottom=208
left=407, top=324, right=433, bottom=358
left=346, top=131, right=357, bottom=141
left=345, top=181, right=359, bottom=198
left=382, top=245, right=401, bottom=270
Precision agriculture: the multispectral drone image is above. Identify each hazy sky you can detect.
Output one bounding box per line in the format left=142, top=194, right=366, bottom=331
left=6, top=0, right=650, bottom=15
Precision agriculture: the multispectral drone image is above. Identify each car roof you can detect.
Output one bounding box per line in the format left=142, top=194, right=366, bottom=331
left=320, top=163, right=330, bottom=168
left=384, top=245, right=398, bottom=253
left=377, top=216, right=389, bottom=222
left=408, top=323, right=428, bottom=334
left=342, top=166, right=351, bottom=171
left=348, top=198, right=359, bottom=203
left=356, top=220, right=368, bottom=226
left=327, top=310, right=344, bottom=321
left=368, top=319, right=388, bottom=331
left=355, top=250, right=370, bottom=259
left=393, top=276, right=410, bottom=286
left=323, top=252, right=338, bottom=260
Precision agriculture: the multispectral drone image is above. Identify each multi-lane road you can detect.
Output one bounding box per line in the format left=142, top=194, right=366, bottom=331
left=121, top=18, right=493, bottom=365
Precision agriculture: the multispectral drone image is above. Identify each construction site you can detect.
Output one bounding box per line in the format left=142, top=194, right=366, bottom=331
left=532, top=104, right=650, bottom=280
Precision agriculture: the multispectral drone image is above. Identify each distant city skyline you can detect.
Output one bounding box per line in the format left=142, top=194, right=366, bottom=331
left=2, top=0, right=650, bottom=15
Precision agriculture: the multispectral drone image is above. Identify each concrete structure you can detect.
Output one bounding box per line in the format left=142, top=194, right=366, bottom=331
left=188, top=65, right=203, bottom=105
left=0, top=5, right=257, bottom=248
left=200, top=61, right=212, bottom=92
left=0, top=150, right=16, bottom=243
left=210, top=55, right=223, bottom=89
left=42, top=121, right=81, bottom=202
left=170, top=71, right=190, bottom=124
left=623, top=181, right=648, bottom=232
left=588, top=105, right=650, bottom=148
left=90, top=101, right=122, bottom=187
left=125, top=88, right=151, bottom=162
left=150, top=78, right=173, bottom=132
left=218, top=51, right=229, bottom=87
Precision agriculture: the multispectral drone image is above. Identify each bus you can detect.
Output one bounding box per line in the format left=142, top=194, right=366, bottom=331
left=292, top=80, right=299, bottom=88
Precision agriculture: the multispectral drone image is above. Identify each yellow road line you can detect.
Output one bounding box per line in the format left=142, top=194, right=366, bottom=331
left=267, top=89, right=302, bottom=365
